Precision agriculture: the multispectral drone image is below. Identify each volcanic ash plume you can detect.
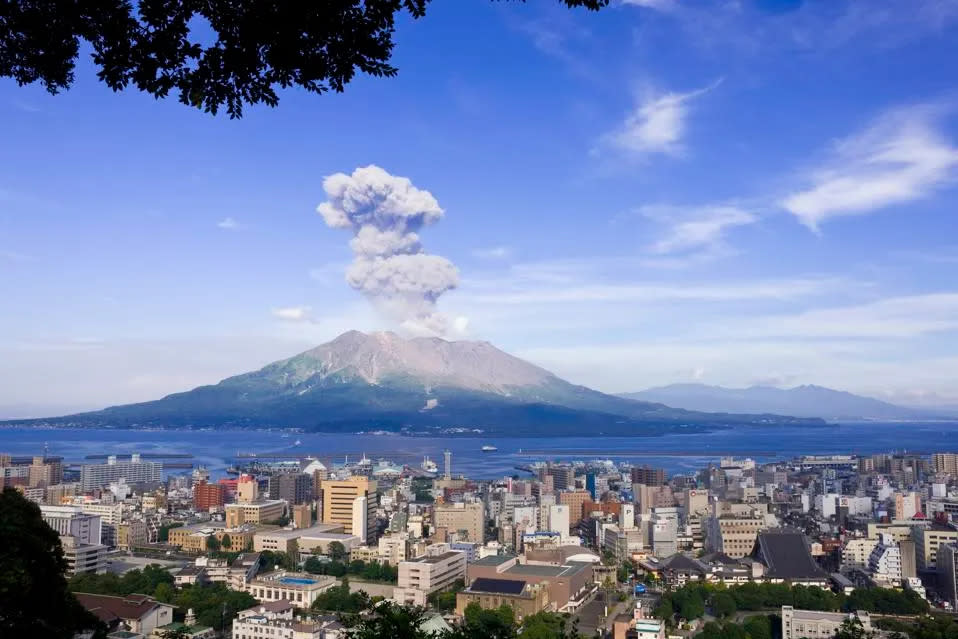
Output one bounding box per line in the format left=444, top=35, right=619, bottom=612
left=318, top=165, right=461, bottom=335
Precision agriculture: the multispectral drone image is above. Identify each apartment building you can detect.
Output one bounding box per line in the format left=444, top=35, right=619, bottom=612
left=558, top=490, right=591, bottom=524
left=194, top=480, right=226, bottom=511
left=80, top=454, right=161, bottom=491
left=932, top=453, right=958, bottom=477
left=433, top=502, right=484, bottom=543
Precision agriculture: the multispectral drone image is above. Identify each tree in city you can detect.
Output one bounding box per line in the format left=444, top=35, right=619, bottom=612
left=205, top=535, right=220, bottom=553
left=0, top=0, right=608, bottom=118
left=220, top=533, right=232, bottom=550
left=711, top=591, right=737, bottom=618
left=0, top=488, right=105, bottom=638
left=344, top=601, right=435, bottom=639
left=453, top=602, right=517, bottom=639
left=834, top=617, right=874, bottom=639
left=328, top=541, right=348, bottom=562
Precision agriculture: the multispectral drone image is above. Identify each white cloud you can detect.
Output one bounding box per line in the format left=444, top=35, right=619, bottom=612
left=217, top=217, right=242, bottom=230
left=602, top=79, right=722, bottom=157
left=622, top=0, right=677, bottom=10
left=781, top=105, right=958, bottom=230
left=639, top=204, right=757, bottom=255
left=271, top=306, right=317, bottom=323
left=472, top=246, right=512, bottom=260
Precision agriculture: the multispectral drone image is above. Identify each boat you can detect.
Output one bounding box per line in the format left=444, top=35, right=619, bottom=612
left=293, top=439, right=302, bottom=446
left=481, top=445, right=498, bottom=452
left=421, top=456, right=438, bottom=474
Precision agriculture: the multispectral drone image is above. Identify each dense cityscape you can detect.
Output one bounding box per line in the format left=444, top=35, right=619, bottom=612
left=5, top=446, right=958, bottom=639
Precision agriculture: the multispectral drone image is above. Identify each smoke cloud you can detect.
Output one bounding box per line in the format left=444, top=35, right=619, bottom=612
left=318, top=165, right=462, bottom=336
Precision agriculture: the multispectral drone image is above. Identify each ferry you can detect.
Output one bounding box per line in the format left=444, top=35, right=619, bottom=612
left=481, top=445, right=498, bottom=452
left=421, top=456, right=439, bottom=474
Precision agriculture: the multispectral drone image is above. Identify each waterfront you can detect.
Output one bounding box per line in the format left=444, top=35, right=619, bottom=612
left=2, top=421, right=957, bottom=479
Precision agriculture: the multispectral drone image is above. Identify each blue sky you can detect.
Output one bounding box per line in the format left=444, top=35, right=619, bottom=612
left=2, top=0, right=958, bottom=414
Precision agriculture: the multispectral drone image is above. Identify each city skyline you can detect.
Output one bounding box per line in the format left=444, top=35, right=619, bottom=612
left=3, top=0, right=958, bottom=411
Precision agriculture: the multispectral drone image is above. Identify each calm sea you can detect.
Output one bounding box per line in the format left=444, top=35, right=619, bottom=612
left=1, top=422, right=956, bottom=479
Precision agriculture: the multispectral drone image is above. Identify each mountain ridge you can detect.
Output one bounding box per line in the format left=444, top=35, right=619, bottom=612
left=4, top=331, right=827, bottom=435
left=620, top=383, right=954, bottom=420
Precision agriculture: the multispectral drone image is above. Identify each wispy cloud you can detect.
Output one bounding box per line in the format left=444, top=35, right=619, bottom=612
left=622, top=0, right=677, bottom=10
left=472, top=246, right=512, bottom=260
left=639, top=204, right=757, bottom=256
left=782, top=105, right=958, bottom=230
left=0, top=250, right=32, bottom=263
left=271, top=307, right=318, bottom=323
left=217, top=217, right=243, bottom=231
left=600, top=78, right=722, bottom=157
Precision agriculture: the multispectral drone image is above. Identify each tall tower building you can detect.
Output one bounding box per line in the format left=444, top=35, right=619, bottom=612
left=322, top=476, right=378, bottom=543
left=443, top=450, right=452, bottom=480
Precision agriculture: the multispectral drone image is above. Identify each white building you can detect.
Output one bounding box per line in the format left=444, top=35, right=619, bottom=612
left=393, top=551, right=467, bottom=606
left=868, top=534, right=903, bottom=584
left=232, top=601, right=341, bottom=639
left=842, top=538, right=879, bottom=570
left=246, top=571, right=337, bottom=608
left=40, top=505, right=103, bottom=545
left=781, top=606, right=872, bottom=639
left=80, top=454, right=162, bottom=491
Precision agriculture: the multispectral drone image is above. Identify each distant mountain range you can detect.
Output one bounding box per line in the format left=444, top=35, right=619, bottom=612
left=620, top=383, right=955, bottom=420
left=3, top=331, right=825, bottom=436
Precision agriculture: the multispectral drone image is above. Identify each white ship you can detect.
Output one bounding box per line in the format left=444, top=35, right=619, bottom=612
left=421, top=456, right=439, bottom=474
left=481, top=445, right=498, bottom=452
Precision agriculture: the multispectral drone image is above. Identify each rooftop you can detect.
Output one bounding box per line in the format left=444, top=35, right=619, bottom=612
left=755, top=530, right=828, bottom=580
left=472, top=554, right=516, bottom=567
left=466, top=578, right=528, bottom=595
left=75, top=593, right=168, bottom=625
left=411, top=551, right=464, bottom=564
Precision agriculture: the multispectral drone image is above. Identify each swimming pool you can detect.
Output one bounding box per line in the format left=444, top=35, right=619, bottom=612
left=277, top=577, right=317, bottom=586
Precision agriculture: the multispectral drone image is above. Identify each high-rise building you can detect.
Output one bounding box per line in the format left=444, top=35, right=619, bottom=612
left=80, top=454, right=162, bottom=491
left=933, top=453, right=958, bottom=477
left=194, top=480, right=225, bottom=511
left=225, top=500, right=287, bottom=528
left=29, top=456, right=63, bottom=488
left=322, top=476, right=378, bottom=542
left=292, top=503, right=313, bottom=529
left=444, top=450, right=452, bottom=480
left=434, top=502, right=484, bottom=543
left=939, top=543, right=958, bottom=611
left=585, top=473, right=597, bottom=500
left=302, top=459, right=328, bottom=499
left=558, top=490, right=591, bottom=524
left=236, top=474, right=259, bottom=503
left=914, top=524, right=958, bottom=570
left=272, top=473, right=312, bottom=505
left=631, top=466, right=666, bottom=487
left=546, top=465, right=574, bottom=491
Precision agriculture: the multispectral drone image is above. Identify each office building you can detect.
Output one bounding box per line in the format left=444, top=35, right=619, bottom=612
left=631, top=466, right=666, bottom=487
left=914, top=524, right=958, bottom=571
left=938, top=543, right=958, bottom=611
left=80, top=454, right=161, bottom=491
left=394, top=551, right=468, bottom=606
left=40, top=505, right=102, bottom=545
left=559, top=490, right=592, bottom=524
left=322, top=476, right=378, bottom=542
left=225, top=499, right=287, bottom=528
left=434, top=502, right=484, bottom=543
left=270, top=472, right=313, bottom=505
left=61, top=534, right=106, bottom=575
left=236, top=474, right=259, bottom=504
